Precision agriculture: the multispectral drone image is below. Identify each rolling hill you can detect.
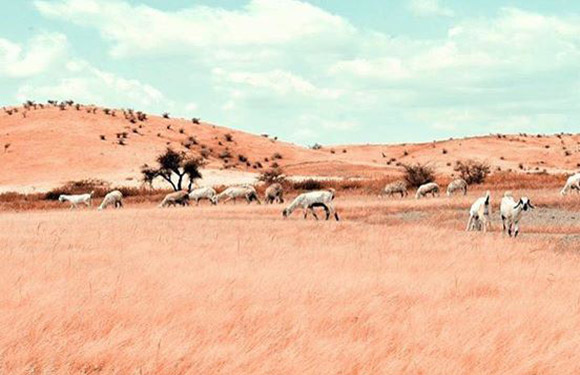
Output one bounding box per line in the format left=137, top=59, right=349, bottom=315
left=0, top=102, right=578, bottom=193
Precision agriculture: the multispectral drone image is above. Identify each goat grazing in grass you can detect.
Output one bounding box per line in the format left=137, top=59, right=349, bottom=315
left=159, top=191, right=190, bottom=207
left=215, top=185, right=261, bottom=204
left=500, top=192, right=534, bottom=237
left=380, top=181, right=408, bottom=198
left=264, top=183, right=284, bottom=204
left=58, top=191, right=94, bottom=209
left=188, top=186, right=217, bottom=205
left=561, top=173, right=580, bottom=196
left=282, top=189, right=339, bottom=221
left=415, top=182, right=440, bottom=199
left=98, top=190, right=123, bottom=210
left=446, top=178, right=468, bottom=196
left=466, top=191, right=491, bottom=232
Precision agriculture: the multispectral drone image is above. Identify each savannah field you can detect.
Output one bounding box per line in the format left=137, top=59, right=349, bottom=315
left=1, top=103, right=580, bottom=374
left=1, top=187, right=579, bottom=375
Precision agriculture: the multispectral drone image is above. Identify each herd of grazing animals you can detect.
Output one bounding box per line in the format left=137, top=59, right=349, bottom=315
left=56, top=172, right=580, bottom=236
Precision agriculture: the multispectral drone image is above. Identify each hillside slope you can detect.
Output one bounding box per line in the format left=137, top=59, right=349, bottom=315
left=0, top=103, right=578, bottom=192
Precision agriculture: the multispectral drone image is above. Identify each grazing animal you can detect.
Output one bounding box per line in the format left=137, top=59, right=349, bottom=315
left=264, top=183, right=284, bottom=204
left=446, top=178, right=468, bottom=196
left=500, top=192, right=534, bottom=237
left=215, top=185, right=261, bottom=204
left=188, top=186, right=217, bottom=205
left=159, top=191, right=190, bottom=207
left=98, top=190, right=123, bottom=210
left=560, top=173, right=580, bottom=196
left=415, top=182, right=440, bottom=199
left=58, top=191, right=94, bottom=209
left=282, top=189, right=339, bottom=221
left=380, top=181, right=408, bottom=198
left=466, top=191, right=492, bottom=232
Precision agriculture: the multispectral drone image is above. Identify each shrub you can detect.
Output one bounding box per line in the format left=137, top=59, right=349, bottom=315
left=402, top=163, right=435, bottom=188
left=238, top=154, right=248, bottom=163
left=200, top=148, right=210, bottom=159
left=45, top=179, right=109, bottom=200
left=219, top=150, right=232, bottom=159
left=258, top=167, right=285, bottom=184
left=182, top=136, right=198, bottom=149
left=162, top=112, right=170, bottom=119
left=272, top=152, right=283, bottom=160
left=442, top=148, right=448, bottom=154
left=310, top=143, right=322, bottom=150
left=99, top=135, right=106, bottom=141
left=454, top=160, right=491, bottom=185
left=192, top=118, right=200, bottom=124
left=224, top=133, right=234, bottom=142
left=179, top=128, right=185, bottom=134
left=293, top=179, right=324, bottom=191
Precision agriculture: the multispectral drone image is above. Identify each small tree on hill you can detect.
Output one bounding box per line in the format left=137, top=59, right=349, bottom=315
left=402, top=163, right=435, bottom=188
left=141, top=148, right=203, bottom=191
left=454, top=160, right=490, bottom=184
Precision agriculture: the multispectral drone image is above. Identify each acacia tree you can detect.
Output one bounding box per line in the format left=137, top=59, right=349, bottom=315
left=141, top=148, right=203, bottom=191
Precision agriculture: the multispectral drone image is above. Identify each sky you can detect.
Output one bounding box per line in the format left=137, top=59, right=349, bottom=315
left=1, top=0, right=579, bottom=145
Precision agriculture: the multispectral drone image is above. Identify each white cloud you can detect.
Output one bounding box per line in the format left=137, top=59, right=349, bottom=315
left=0, top=33, right=68, bottom=78
left=213, top=68, right=342, bottom=99
left=34, top=0, right=356, bottom=57
left=409, top=0, right=454, bottom=17
left=16, top=59, right=166, bottom=108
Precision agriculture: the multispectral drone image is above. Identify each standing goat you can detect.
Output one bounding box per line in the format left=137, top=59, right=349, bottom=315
left=188, top=186, right=217, bottom=205
left=500, top=192, right=534, bottom=237
left=380, top=181, right=408, bottom=198
left=415, top=182, right=440, bottom=199
left=264, top=183, right=284, bottom=204
left=215, top=185, right=261, bottom=204
left=159, top=191, right=190, bottom=207
left=446, top=178, right=468, bottom=196
left=58, top=191, right=94, bottom=209
left=98, top=190, right=123, bottom=210
left=560, top=173, right=580, bottom=196
left=282, top=189, right=339, bottom=221
left=466, top=191, right=492, bottom=232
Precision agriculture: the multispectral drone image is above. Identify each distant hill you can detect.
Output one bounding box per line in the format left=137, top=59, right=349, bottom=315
left=1, top=102, right=578, bottom=192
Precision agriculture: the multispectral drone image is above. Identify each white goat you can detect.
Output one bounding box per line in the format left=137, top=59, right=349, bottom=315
left=159, top=191, right=190, bottom=207
left=500, top=192, right=535, bottom=237
left=188, top=186, right=217, bottom=205
left=264, top=183, right=284, bottom=204
left=58, top=191, right=94, bottom=209
left=282, top=189, right=339, bottom=221
left=380, top=181, right=408, bottom=198
left=560, top=173, right=580, bottom=196
left=98, top=190, right=123, bottom=210
left=446, top=178, right=468, bottom=196
left=415, top=182, right=440, bottom=199
left=215, top=185, right=261, bottom=204
left=466, top=191, right=491, bottom=232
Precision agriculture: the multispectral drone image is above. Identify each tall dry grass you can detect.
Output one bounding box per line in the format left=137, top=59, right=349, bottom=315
left=0, top=200, right=579, bottom=374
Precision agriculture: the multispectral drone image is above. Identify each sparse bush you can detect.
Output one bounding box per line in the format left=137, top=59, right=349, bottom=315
left=442, top=148, right=448, bottom=154
left=219, top=150, right=232, bottom=159
left=310, top=143, right=322, bottom=150
left=162, top=112, right=170, bottom=119
left=182, top=136, right=198, bottom=149
left=238, top=154, right=248, bottom=163
left=179, top=128, right=185, bottom=134
left=99, top=135, right=106, bottom=141
left=258, top=167, right=285, bottom=184
left=403, top=150, right=409, bottom=156
left=224, top=133, right=234, bottom=142
left=45, top=179, right=109, bottom=200
left=4, top=143, right=11, bottom=153
left=330, top=149, right=336, bottom=154
left=402, top=163, right=435, bottom=188
left=192, top=118, right=200, bottom=124
left=342, top=149, right=347, bottom=153
left=272, top=152, right=283, bottom=160
left=293, top=179, right=324, bottom=191
left=200, top=148, right=210, bottom=159
left=453, top=160, right=491, bottom=185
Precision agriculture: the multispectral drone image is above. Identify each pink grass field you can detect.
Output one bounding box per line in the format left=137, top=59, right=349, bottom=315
left=1, top=193, right=579, bottom=374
